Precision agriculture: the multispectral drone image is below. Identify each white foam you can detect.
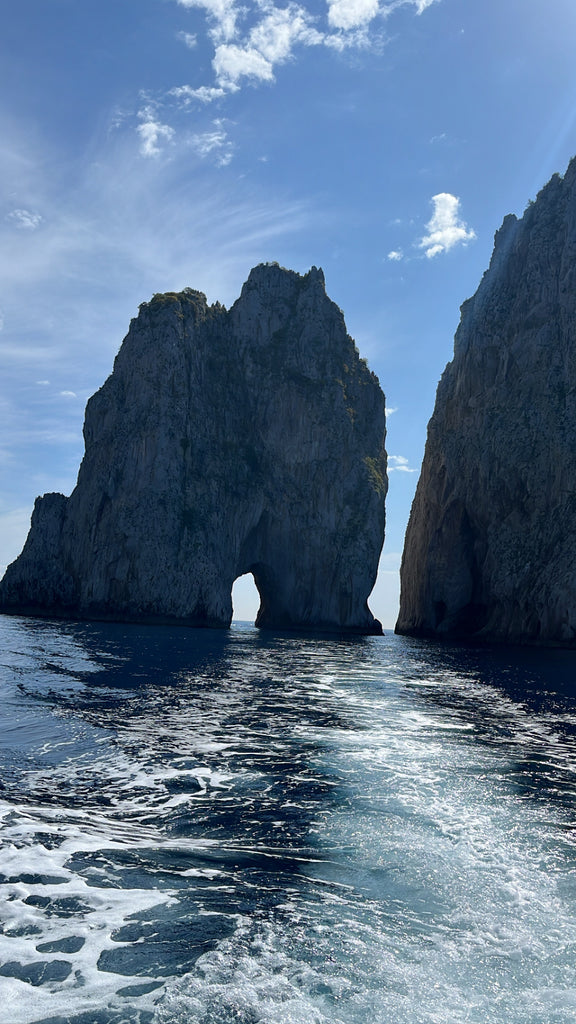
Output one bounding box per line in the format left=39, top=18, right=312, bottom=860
left=4, top=622, right=576, bottom=1023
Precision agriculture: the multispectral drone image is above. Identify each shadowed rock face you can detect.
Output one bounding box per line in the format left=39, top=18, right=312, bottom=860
left=396, top=157, right=576, bottom=645
left=0, top=264, right=387, bottom=634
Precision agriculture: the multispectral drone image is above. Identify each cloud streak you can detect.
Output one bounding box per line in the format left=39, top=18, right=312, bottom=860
left=191, top=120, right=234, bottom=164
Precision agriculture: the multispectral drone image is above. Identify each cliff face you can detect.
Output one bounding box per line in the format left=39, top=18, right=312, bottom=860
left=1, top=264, right=387, bottom=634
left=397, top=157, right=576, bottom=644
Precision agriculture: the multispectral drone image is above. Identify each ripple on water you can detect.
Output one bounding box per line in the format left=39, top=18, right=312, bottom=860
left=1, top=618, right=576, bottom=1022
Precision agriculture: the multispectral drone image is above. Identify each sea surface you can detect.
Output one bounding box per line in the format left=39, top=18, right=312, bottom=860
left=1, top=615, right=576, bottom=1024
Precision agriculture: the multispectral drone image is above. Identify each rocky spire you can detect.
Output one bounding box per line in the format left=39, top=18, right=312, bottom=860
left=1, top=264, right=387, bottom=634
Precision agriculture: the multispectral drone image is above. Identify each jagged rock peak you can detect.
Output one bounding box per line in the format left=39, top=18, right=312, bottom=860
left=241, top=262, right=325, bottom=292
left=396, top=155, right=576, bottom=645
left=1, top=264, right=388, bottom=635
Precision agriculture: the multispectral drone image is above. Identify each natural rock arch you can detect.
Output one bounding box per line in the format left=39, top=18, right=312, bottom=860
left=0, top=264, right=388, bottom=635
left=231, top=571, right=260, bottom=621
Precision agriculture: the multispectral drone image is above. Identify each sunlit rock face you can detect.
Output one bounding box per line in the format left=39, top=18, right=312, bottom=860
left=0, top=264, right=387, bottom=634
left=397, top=157, right=576, bottom=645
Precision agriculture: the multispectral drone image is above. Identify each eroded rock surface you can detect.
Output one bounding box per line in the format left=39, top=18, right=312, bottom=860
left=397, top=157, right=576, bottom=644
left=1, top=264, right=387, bottom=633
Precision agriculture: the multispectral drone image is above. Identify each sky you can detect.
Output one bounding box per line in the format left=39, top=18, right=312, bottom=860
left=1, top=0, right=576, bottom=628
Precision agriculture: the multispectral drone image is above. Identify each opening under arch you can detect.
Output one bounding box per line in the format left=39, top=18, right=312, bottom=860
left=231, top=572, right=261, bottom=624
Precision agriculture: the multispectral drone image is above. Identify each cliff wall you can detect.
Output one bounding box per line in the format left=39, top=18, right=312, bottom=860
left=397, top=158, right=576, bottom=644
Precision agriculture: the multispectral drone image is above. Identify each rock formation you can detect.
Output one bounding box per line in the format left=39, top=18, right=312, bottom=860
left=0, top=264, right=387, bottom=633
left=396, top=157, right=576, bottom=645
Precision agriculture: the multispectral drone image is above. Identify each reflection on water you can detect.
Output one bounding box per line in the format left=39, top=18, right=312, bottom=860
left=1, top=616, right=576, bottom=1023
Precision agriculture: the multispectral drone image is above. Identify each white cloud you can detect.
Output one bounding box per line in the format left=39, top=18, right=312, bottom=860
left=323, top=25, right=373, bottom=50
left=137, top=109, right=176, bottom=157
left=177, top=0, right=239, bottom=44
left=387, top=249, right=403, bottom=261
left=59, top=390, right=77, bottom=398
left=382, top=0, right=437, bottom=10
left=329, top=0, right=435, bottom=28
left=250, top=6, right=323, bottom=62
left=213, top=44, right=275, bottom=86
left=327, top=0, right=379, bottom=31
left=388, top=454, right=417, bottom=472
left=36, top=380, right=50, bottom=385
left=419, top=192, right=476, bottom=258
left=177, top=31, right=198, bottom=48
left=385, top=405, right=397, bottom=415
left=7, top=208, right=43, bottom=230
left=211, top=5, right=323, bottom=89
left=170, top=84, right=227, bottom=104
left=166, top=0, right=438, bottom=109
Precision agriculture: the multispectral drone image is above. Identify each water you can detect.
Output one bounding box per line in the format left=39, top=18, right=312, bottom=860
left=1, top=616, right=576, bottom=1024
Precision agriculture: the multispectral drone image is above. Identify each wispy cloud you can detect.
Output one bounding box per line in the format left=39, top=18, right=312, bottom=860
left=379, top=550, right=402, bottom=572
left=6, top=208, right=43, bottom=230
left=0, top=108, right=321, bottom=534
left=419, top=192, right=476, bottom=258
left=0, top=111, right=318, bottom=383
left=137, top=107, right=176, bottom=157
left=388, top=454, right=417, bottom=472
left=387, top=249, right=403, bottom=261
left=177, top=31, right=198, bottom=48
left=385, top=405, right=397, bottom=415
left=191, top=120, right=234, bottom=164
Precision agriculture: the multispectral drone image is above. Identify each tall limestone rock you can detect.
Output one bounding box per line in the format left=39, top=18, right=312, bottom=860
left=397, top=157, right=576, bottom=645
left=1, top=264, right=387, bottom=633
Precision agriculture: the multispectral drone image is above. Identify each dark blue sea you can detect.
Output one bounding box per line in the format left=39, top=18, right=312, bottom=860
left=2, top=615, right=576, bottom=1024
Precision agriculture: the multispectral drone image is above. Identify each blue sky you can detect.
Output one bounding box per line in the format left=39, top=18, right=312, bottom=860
left=1, top=0, right=576, bottom=627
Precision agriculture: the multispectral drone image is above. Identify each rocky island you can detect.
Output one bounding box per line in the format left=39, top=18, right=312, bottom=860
left=0, top=264, right=387, bottom=633
left=396, top=157, right=576, bottom=645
